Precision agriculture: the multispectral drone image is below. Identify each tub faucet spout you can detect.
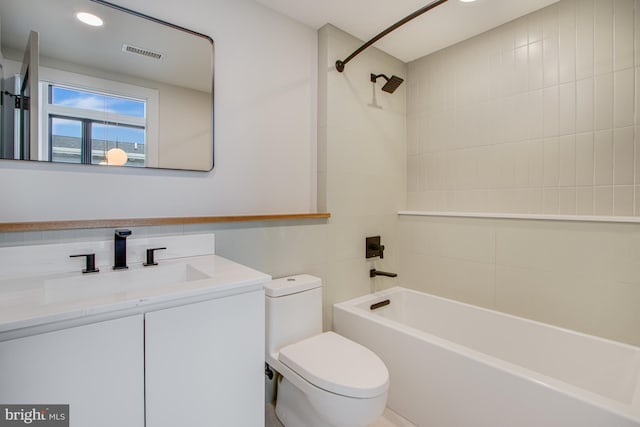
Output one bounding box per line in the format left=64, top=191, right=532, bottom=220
left=370, top=269, right=397, bottom=278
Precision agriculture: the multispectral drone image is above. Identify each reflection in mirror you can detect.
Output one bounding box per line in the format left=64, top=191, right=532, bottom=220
left=0, top=0, right=214, bottom=171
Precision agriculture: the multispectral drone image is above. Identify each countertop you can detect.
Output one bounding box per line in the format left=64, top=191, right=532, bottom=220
left=0, top=255, right=271, bottom=337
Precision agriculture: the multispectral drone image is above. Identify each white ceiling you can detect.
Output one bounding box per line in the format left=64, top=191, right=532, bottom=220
left=254, top=0, right=559, bottom=63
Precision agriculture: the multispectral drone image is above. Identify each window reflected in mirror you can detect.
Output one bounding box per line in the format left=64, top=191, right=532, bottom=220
left=47, top=84, right=146, bottom=166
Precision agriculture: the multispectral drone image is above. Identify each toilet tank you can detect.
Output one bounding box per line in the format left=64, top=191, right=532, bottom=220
left=265, top=275, right=322, bottom=358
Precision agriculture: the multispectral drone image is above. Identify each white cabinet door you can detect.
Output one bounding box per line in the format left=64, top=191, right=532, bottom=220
left=145, top=290, right=264, bottom=427
left=0, top=315, right=144, bottom=427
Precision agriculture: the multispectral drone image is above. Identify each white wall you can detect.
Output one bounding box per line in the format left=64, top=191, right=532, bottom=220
left=402, top=0, right=640, bottom=346
left=0, top=0, right=317, bottom=221
left=318, top=25, right=406, bottom=329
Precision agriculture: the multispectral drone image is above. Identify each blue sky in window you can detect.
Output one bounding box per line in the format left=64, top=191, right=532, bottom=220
left=52, top=87, right=145, bottom=117
left=51, top=86, right=145, bottom=144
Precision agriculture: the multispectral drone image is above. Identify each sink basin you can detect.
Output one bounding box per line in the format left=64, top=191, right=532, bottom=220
left=44, top=263, right=211, bottom=305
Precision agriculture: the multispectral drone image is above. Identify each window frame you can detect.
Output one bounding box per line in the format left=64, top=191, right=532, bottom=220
left=38, top=66, right=159, bottom=166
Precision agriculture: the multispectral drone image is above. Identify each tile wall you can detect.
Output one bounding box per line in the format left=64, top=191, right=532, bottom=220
left=407, top=0, right=640, bottom=217
left=398, top=215, right=640, bottom=346
left=318, top=25, right=406, bottom=329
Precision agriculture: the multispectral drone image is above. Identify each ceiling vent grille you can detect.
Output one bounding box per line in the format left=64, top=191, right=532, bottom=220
left=122, top=44, right=162, bottom=60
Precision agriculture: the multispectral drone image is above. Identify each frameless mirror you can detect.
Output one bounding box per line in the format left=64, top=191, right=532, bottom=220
left=0, top=0, right=214, bottom=171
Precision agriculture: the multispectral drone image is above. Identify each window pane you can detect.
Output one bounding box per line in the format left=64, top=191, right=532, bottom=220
left=50, top=118, right=82, bottom=163
left=51, top=86, right=145, bottom=118
left=91, top=123, right=145, bottom=167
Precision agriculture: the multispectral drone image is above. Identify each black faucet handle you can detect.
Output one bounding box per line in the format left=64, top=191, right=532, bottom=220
left=70, top=253, right=100, bottom=274
left=366, top=236, right=385, bottom=259
left=144, top=247, right=167, bottom=266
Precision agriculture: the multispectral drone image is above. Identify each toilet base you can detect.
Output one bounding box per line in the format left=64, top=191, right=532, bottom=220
left=275, top=376, right=387, bottom=427
left=275, top=376, right=328, bottom=427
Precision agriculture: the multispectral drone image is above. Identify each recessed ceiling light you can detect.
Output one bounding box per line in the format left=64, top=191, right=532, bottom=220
left=76, top=12, right=103, bottom=27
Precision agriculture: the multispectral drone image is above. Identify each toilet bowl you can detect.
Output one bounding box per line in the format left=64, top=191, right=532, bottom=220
left=265, top=275, right=389, bottom=427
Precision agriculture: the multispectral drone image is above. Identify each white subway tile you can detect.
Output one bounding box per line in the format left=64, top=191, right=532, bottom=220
left=515, top=45, right=529, bottom=94
left=515, top=18, right=529, bottom=48
left=558, top=135, right=576, bottom=186
left=529, top=41, right=544, bottom=91
left=636, top=126, right=640, bottom=185
left=594, top=186, right=614, bottom=215
left=575, top=132, right=595, bottom=186
left=542, top=3, right=560, bottom=40
left=499, top=144, right=517, bottom=189
left=528, top=89, right=544, bottom=139
left=528, top=8, right=545, bottom=43
left=559, top=82, right=576, bottom=135
left=558, top=0, right=577, bottom=83
left=614, top=126, right=635, bottom=184
left=558, top=187, right=577, bottom=214
left=576, top=187, right=594, bottom=214
left=514, top=142, right=530, bottom=188
left=501, top=48, right=516, bottom=97
left=543, top=188, right=560, bottom=213
left=614, top=68, right=635, bottom=128
left=614, top=185, right=634, bottom=215
left=528, top=140, right=545, bottom=188
left=544, top=37, right=560, bottom=87
left=576, top=0, right=595, bottom=79
left=637, top=69, right=640, bottom=126
left=594, top=0, right=614, bottom=75
left=407, top=117, right=419, bottom=156
left=543, top=85, right=560, bottom=137
left=595, top=73, right=614, bottom=130
left=543, top=138, right=559, bottom=187
left=637, top=0, right=640, bottom=67
left=595, top=130, right=614, bottom=185
left=613, top=0, right=634, bottom=71
left=576, top=78, right=594, bottom=133
left=408, top=155, right=420, bottom=193
left=528, top=188, right=544, bottom=213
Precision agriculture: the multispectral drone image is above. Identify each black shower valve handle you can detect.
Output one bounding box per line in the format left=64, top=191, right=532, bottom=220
left=366, top=236, right=386, bottom=259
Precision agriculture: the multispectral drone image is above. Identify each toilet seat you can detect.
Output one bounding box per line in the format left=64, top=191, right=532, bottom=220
left=278, top=331, right=389, bottom=399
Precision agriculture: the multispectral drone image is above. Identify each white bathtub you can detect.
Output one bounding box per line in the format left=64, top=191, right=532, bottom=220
left=333, top=287, right=640, bottom=427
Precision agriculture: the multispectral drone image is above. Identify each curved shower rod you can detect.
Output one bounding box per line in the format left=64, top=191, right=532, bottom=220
left=335, top=0, right=449, bottom=72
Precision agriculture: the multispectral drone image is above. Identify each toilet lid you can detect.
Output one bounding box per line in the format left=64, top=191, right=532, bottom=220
left=278, top=331, right=389, bottom=399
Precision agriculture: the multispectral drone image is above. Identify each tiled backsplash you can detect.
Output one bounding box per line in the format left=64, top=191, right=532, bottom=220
left=407, top=0, right=640, bottom=217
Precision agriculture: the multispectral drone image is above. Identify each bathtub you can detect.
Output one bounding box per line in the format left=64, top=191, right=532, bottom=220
left=333, top=287, right=640, bottom=427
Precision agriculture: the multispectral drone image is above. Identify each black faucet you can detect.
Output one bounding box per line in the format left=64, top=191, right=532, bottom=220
left=370, top=269, right=397, bottom=278
left=113, top=229, right=132, bottom=270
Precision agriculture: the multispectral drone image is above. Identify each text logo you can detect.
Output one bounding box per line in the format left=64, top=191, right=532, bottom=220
left=0, top=405, right=68, bottom=426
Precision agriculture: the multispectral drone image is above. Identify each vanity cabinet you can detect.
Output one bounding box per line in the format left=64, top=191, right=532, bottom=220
left=145, top=290, right=264, bottom=427
left=0, top=289, right=264, bottom=427
left=0, top=315, right=145, bottom=427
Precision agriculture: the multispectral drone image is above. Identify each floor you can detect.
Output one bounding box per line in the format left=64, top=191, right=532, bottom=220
left=265, top=403, right=416, bottom=427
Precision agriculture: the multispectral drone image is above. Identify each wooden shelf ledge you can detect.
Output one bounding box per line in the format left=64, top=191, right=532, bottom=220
left=0, top=213, right=331, bottom=232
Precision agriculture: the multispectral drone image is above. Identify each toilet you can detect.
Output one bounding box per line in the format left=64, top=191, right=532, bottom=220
left=265, top=275, right=389, bottom=427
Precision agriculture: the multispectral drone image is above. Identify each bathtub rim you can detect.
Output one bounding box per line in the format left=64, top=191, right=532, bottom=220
left=333, top=286, right=640, bottom=423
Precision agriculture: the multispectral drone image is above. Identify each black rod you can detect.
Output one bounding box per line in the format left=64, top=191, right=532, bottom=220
left=335, top=0, right=449, bottom=72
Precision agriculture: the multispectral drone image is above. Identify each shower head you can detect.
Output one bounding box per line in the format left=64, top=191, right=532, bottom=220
left=370, top=73, right=404, bottom=93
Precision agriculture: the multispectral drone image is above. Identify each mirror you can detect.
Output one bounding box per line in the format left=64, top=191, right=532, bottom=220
left=0, top=0, right=214, bottom=171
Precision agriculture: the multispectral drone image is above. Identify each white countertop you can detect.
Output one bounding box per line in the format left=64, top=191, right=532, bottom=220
left=0, top=255, right=271, bottom=336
